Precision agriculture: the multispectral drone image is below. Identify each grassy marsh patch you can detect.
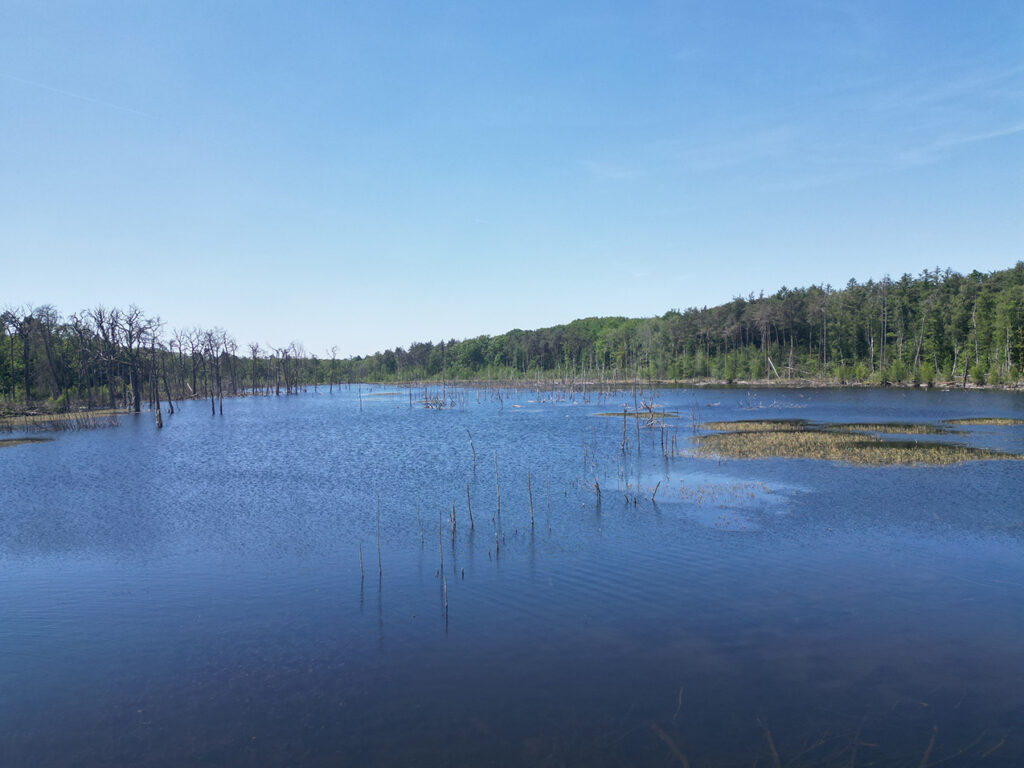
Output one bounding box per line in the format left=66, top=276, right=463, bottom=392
left=695, top=426, right=1020, bottom=466
left=826, top=422, right=950, bottom=435
left=943, top=417, right=1024, bottom=426
left=703, top=419, right=808, bottom=432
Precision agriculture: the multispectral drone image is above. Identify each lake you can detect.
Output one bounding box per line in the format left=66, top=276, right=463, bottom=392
left=2, top=386, right=1023, bottom=766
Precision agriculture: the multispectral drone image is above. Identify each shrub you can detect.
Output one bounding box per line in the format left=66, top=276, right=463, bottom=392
left=970, top=363, right=988, bottom=386
left=889, top=359, right=908, bottom=383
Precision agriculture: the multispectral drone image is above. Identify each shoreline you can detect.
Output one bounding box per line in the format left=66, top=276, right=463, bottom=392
left=356, top=377, right=1024, bottom=392
left=3, top=377, right=1020, bottom=419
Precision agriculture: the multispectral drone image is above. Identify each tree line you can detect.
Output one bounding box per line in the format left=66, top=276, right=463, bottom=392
left=3, top=263, right=1023, bottom=411
left=0, top=306, right=327, bottom=413
left=344, top=263, right=1024, bottom=386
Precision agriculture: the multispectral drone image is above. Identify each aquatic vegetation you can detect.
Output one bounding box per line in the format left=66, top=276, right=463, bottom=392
left=677, top=479, right=774, bottom=505
left=703, top=419, right=808, bottom=432
left=0, top=410, right=122, bottom=433
left=826, top=422, right=951, bottom=435
left=943, top=417, right=1024, bottom=426
left=0, top=437, right=52, bottom=448
left=694, top=423, right=1022, bottom=466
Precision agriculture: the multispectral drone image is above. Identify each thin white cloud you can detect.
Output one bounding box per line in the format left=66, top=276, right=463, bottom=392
left=899, top=121, right=1024, bottom=166
left=1, top=73, right=151, bottom=118
left=669, top=127, right=796, bottom=173
left=582, top=54, right=1023, bottom=192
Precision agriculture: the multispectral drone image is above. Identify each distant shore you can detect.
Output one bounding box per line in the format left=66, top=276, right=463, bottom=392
left=4, top=377, right=1020, bottom=422
left=360, top=377, right=1024, bottom=392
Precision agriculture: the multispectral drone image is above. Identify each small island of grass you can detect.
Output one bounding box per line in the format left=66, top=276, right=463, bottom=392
left=696, top=420, right=1021, bottom=466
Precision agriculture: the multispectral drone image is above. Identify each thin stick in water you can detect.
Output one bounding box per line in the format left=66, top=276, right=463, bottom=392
left=651, top=723, right=690, bottom=768
left=757, top=718, right=782, bottom=768
left=466, top=428, right=476, bottom=468
left=918, top=725, right=938, bottom=768
left=527, top=471, right=534, bottom=527
left=494, top=451, right=501, bottom=525
left=376, top=493, right=383, bottom=578
left=442, top=571, right=449, bottom=623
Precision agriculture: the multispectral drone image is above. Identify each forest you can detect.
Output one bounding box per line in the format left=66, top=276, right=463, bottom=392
left=3, top=263, right=1024, bottom=412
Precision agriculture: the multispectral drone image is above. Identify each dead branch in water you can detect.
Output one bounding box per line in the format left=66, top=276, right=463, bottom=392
left=651, top=723, right=690, bottom=768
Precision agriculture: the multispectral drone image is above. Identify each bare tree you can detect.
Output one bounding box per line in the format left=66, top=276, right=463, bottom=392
left=171, top=329, right=191, bottom=397
left=202, top=329, right=224, bottom=415
left=186, top=328, right=205, bottom=399
left=114, top=305, right=161, bottom=413
left=328, top=345, right=338, bottom=394
left=223, top=334, right=238, bottom=396
left=248, top=343, right=262, bottom=395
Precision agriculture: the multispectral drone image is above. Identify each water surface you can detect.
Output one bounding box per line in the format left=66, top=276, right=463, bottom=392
left=2, top=386, right=1023, bottom=766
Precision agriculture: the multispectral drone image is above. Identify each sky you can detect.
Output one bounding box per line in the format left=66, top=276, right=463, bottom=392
left=1, top=1, right=1022, bottom=356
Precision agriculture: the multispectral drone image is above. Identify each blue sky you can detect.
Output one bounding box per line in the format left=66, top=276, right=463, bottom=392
left=2, top=1, right=1022, bottom=356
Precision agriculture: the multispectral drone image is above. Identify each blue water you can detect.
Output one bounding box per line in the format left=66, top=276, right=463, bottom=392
left=2, top=386, right=1024, bottom=766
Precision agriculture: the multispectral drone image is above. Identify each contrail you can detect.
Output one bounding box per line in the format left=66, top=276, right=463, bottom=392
left=1, top=72, right=152, bottom=117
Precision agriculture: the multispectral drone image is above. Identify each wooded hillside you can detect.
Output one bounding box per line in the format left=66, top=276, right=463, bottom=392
left=343, top=264, right=1024, bottom=386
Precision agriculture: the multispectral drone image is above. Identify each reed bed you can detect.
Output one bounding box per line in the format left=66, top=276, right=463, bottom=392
left=0, top=409, right=123, bottom=433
